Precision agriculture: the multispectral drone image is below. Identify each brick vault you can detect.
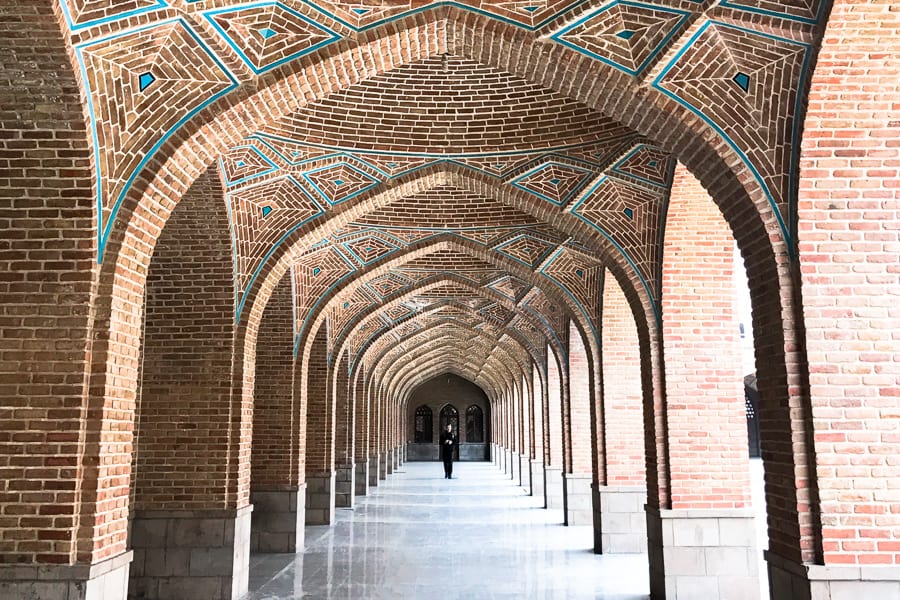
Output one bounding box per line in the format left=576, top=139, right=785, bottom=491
left=0, top=0, right=898, bottom=599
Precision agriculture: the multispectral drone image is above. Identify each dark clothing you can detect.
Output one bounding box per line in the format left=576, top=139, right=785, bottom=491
left=439, top=430, right=457, bottom=478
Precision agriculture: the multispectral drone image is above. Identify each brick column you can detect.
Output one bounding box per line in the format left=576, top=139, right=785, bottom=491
left=250, top=277, right=305, bottom=554
left=783, top=3, right=900, bottom=597
left=333, top=352, right=355, bottom=508
left=304, top=326, right=335, bottom=525
left=128, top=170, right=252, bottom=600
left=646, top=164, right=756, bottom=599
left=564, top=320, right=594, bottom=526
left=354, top=374, right=370, bottom=496
left=531, top=362, right=546, bottom=502
left=594, top=270, right=647, bottom=554
left=545, top=351, right=565, bottom=511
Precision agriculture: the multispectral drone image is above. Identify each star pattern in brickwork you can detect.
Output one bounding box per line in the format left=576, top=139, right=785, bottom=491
left=342, top=234, right=399, bottom=265
left=293, top=246, right=356, bottom=325
left=330, top=287, right=376, bottom=338
left=221, top=144, right=279, bottom=187
left=541, top=246, right=603, bottom=322
left=611, top=144, right=674, bottom=188
left=487, top=275, right=531, bottom=303
left=494, top=234, right=557, bottom=269
left=366, top=273, right=414, bottom=299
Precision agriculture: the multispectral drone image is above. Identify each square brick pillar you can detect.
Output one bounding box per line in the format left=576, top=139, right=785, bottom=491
left=563, top=473, right=593, bottom=526
left=355, top=461, right=369, bottom=496
left=0, top=552, right=132, bottom=600
left=646, top=507, right=758, bottom=600
left=592, top=484, right=647, bottom=554
left=368, top=456, right=379, bottom=487
left=766, top=554, right=900, bottom=600
left=519, top=454, right=531, bottom=493
left=392, top=447, right=400, bottom=470
left=334, top=463, right=355, bottom=508
left=378, top=453, right=388, bottom=479
left=305, top=472, right=336, bottom=525
left=250, top=485, right=306, bottom=553
left=531, top=459, right=545, bottom=501
left=544, top=466, right=564, bottom=510
left=385, top=452, right=394, bottom=475
left=129, top=507, right=252, bottom=600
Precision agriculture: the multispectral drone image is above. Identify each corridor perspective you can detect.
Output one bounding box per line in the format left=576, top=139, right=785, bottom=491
left=1, top=1, right=898, bottom=600
left=246, top=461, right=650, bottom=600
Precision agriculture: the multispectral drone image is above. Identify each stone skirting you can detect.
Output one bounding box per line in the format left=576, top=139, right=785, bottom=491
left=531, top=459, right=545, bottom=502
left=335, top=463, right=355, bottom=508
left=562, top=472, right=592, bottom=526
left=0, top=551, right=132, bottom=600
left=250, top=485, right=306, bottom=553
left=592, top=485, right=647, bottom=554
left=646, top=506, right=758, bottom=600
left=545, top=466, right=564, bottom=510
left=355, top=460, right=369, bottom=496
left=129, top=506, right=252, bottom=600
left=305, top=472, right=336, bottom=525
left=369, top=455, right=379, bottom=487
left=766, top=551, right=900, bottom=600
left=378, top=453, right=388, bottom=479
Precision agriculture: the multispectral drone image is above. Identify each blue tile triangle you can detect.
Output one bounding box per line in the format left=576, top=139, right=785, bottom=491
left=549, top=178, right=561, bottom=185
left=351, top=7, right=370, bottom=14
left=623, top=207, right=634, bottom=219
left=261, top=206, right=273, bottom=217
left=523, top=5, right=539, bottom=12
left=258, top=27, right=277, bottom=40
left=138, top=72, right=155, bottom=92
left=616, top=29, right=636, bottom=40
left=648, top=160, right=658, bottom=168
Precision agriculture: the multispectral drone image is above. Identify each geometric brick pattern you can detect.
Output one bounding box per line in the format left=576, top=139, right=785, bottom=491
left=510, top=161, right=596, bottom=206
left=221, top=144, right=279, bottom=187
left=204, top=2, right=341, bottom=75
left=494, top=234, right=557, bottom=269
left=610, top=144, right=674, bottom=188
left=541, top=246, right=603, bottom=323
left=551, top=0, right=693, bottom=76
left=293, top=246, right=356, bottom=332
left=302, top=162, right=382, bottom=206
left=720, top=0, right=824, bottom=24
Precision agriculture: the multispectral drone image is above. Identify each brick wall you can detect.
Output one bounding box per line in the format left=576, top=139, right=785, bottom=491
left=135, top=167, right=240, bottom=511
left=0, top=0, right=95, bottom=565
left=601, top=272, right=646, bottom=486
left=568, top=320, right=593, bottom=474
left=798, top=0, right=900, bottom=566
left=252, top=276, right=299, bottom=488
left=407, top=374, right=490, bottom=444
left=661, top=163, right=749, bottom=510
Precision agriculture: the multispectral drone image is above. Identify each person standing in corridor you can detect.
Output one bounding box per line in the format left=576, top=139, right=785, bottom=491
left=440, top=423, right=457, bottom=479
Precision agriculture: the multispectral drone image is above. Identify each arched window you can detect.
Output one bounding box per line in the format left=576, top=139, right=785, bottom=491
left=439, top=404, right=459, bottom=438
left=414, top=405, right=433, bottom=443
left=466, top=405, right=484, bottom=443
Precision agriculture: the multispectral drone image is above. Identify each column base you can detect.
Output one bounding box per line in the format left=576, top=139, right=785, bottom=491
left=519, top=454, right=531, bottom=493
left=305, top=472, right=336, bottom=525
left=491, top=443, right=498, bottom=466
left=335, top=463, right=355, bottom=508
left=385, top=451, right=394, bottom=475
left=544, top=466, right=564, bottom=510
left=369, top=456, right=379, bottom=487
left=766, top=552, right=900, bottom=600
left=355, top=460, right=369, bottom=496
left=250, top=485, right=306, bottom=553
left=530, top=459, right=545, bottom=501
left=592, top=484, right=647, bottom=554
left=562, top=472, right=593, bottom=526
left=0, top=551, right=132, bottom=600
left=510, top=450, right=519, bottom=480
left=505, top=449, right=514, bottom=477
left=129, top=506, right=252, bottom=600
left=392, top=447, right=400, bottom=470
left=378, top=453, right=388, bottom=480
left=646, top=506, right=758, bottom=600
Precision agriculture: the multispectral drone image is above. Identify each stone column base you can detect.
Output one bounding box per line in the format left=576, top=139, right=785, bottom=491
left=544, top=466, right=564, bottom=510
left=519, top=454, right=531, bottom=493
left=378, top=453, right=388, bottom=480
left=646, top=506, right=758, bottom=600
left=130, top=506, right=252, bottom=600
left=355, top=460, right=369, bottom=496
left=766, top=552, right=900, bottom=600
left=393, top=447, right=400, bottom=469
left=305, top=472, right=336, bottom=525
left=505, top=449, right=514, bottom=477
left=385, top=451, right=394, bottom=475
left=592, top=484, right=647, bottom=554
left=335, top=463, right=355, bottom=508
left=369, top=455, right=379, bottom=487
left=510, top=451, right=520, bottom=480
left=491, top=443, right=498, bottom=466
left=0, top=551, right=132, bottom=600
left=562, top=473, right=593, bottom=526
left=530, top=459, right=545, bottom=501
left=250, top=485, right=306, bottom=553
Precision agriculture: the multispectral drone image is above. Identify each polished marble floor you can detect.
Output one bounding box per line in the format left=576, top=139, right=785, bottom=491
left=245, top=461, right=651, bottom=599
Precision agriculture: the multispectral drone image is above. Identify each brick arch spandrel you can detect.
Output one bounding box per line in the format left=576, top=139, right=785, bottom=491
left=388, top=348, right=509, bottom=402
left=0, top=0, right=99, bottom=566
left=796, top=0, right=899, bottom=568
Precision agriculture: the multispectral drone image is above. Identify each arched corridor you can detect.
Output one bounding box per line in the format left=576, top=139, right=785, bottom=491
left=1, top=1, right=898, bottom=600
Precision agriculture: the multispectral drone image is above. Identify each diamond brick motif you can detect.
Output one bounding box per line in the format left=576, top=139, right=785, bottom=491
left=221, top=144, right=279, bottom=187
left=551, top=1, right=692, bottom=77
left=343, top=235, right=399, bottom=265
left=541, top=246, right=603, bottom=322
left=59, top=0, right=165, bottom=31
left=494, top=234, right=556, bottom=269
left=611, top=144, right=673, bottom=188
left=302, top=162, right=381, bottom=206
left=510, top=161, right=595, bottom=206
left=204, top=2, right=341, bottom=75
